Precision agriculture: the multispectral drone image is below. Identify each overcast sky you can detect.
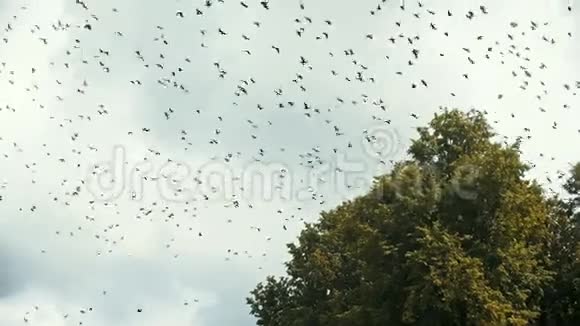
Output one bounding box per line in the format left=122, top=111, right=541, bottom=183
left=0, top=0, right=579, bottom=325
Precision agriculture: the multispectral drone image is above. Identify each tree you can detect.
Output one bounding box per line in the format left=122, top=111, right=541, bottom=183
left=248, top=109, right=569, bottom=325
left=541, top=163, right=580, bottom=325
left=564, top=163, right=580, bottom=212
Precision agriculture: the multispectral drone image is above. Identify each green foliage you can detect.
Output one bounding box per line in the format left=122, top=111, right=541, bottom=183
left=247, top=109, right=580, bottom=325
left=565, top=163, right=580, bottom=210
left=541, top=163, right=580, bottom=324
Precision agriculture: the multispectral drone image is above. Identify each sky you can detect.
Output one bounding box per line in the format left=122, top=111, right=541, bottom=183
left=0, top=0, right=579, bottom=325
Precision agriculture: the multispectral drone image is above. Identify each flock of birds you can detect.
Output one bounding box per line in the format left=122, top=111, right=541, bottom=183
left=0, top=0, right=578, bottom=324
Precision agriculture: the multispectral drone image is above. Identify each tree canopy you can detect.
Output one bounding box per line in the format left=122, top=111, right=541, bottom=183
left=247, top=109, right=580, bottom=326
